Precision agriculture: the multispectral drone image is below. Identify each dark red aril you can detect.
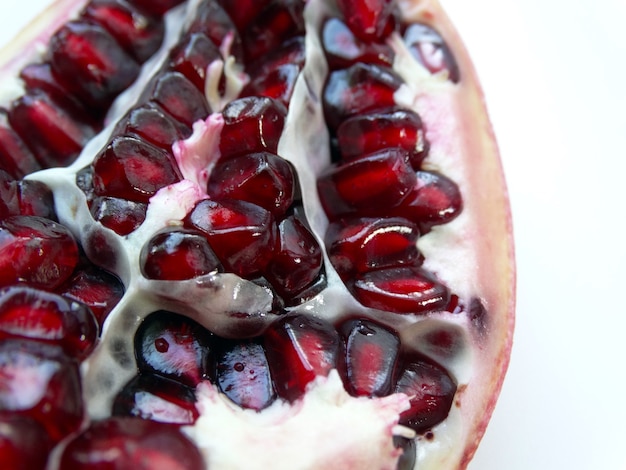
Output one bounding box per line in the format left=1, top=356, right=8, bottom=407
left=90, top=196, right=148, bottom=235
left=216, top=0, right=271, bottom=32
left=188, top=0, right=243, bottom=62
left=140, top=228, right=221, bottom=280
left=336, top=0, right=395, bottom=42
left=0, top=110, right=41, bottom=178
left=0, top=171, right=55, bottom=220
left=92, top=135, right=182, bottom=203
left=246, top=36, right=306, bottom=78
left=337, top=108, right=429, bottom=169
left=241, top=63, right=301, bottom=107
left=169, top=33, right=222, bottom=91
left=352, top=266, right=450, bottom=314
left=113, top=374, right=199, bottom=424
left=404, top=23, right=460, bottom=83
left=395, top=356, right=457, bottom=433
left=125, top=0, right=185, bottom=16
left=59, top=417, right=205, bottom=470
left=0, top=216, right=79, bottom=290
left=265, top=314, right=339, bottom=402
left=186, top=198, right=278, bottom=278
left=0, top=286, right=98, bottom=360
left=116, top=104, right=189, bottom=149
left=219, top=96, right=287, bottom=159
left=207, top=152, right=295, bottom=218
left=135, top=311, right=212, bottom=387
left=0, top=413, right=52, bottom=470
left=213, top=338, right=275, bottom=411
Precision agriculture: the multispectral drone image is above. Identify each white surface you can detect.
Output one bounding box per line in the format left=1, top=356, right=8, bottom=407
left=0, top=1, right=625, bottom=469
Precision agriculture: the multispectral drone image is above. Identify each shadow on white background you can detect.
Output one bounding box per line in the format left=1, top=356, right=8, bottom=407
left=1, top=1, right=625, bottom=468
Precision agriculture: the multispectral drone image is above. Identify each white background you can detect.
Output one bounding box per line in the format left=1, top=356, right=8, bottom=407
left=1, top=1, right=625, bottom=469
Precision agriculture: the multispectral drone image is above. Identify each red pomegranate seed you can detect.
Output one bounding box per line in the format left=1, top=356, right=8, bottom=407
left=207, top=152, right=295, bottom=218
left=242, top=63, right=301, bottom=107
left=135, top=311, right=212, bottom=387
left=316, top=148, right=416, bottom=220
left=0, top=339, right=83, bottom=442
left=90, top=195, right=148, bottom=235
left=392, top=170, right=463, bottom=231
left=113, top=374, right=199, bottom=424
left=0, top=215, right=79, bottom=290
left=148, top=71, right=211, bottom=129
left=9, top=91, right=97, bottom=168
left=49, top=21, right=140, bottom=110
left=57, top=265, right=124, bottom=328
left=0, top=413, right=52, bottom=470
left=264, top=313, right=339, bottom=402
left=246, top=36, right=306, bottom=78
left=169, top=33, right=222, bottom=91
left=125, top=0, right=185, bottom=16
left=352, top=266, right=450, bottom=314
left=116, top=104, right=188, bottom=149
left=404, top=23, right=460, bottom=83
left=323, top=63, right=403, bottom=130
left=59, top=417, right=205, bottom=470
left=92, top=135, right=182, bottom=203
left=188, top=0, right=243, bottom=61
left=326, top=216, right=421, bottom=278
left=321, top=17, right=394, bottom=70
left=0, top=171, right=55, bottom=220
left=336, top=0, right=394, bottom=41
left=242, top=0, right=305, bottom=62
left=216, top=0, right=271, bottom=32
left=0, top=286, right=99, bottom=359
left=337, top=108, right=429, bottom=169
left=339, top=319, right=400, bottom=397
left=186, top=198, right=278, bottom=278
left=140, top=228, right=221, bottom=280
left=395, top=356, right=457, bottom=433
left=264, top=215, right=324, bottom=301
left=214, top=339, right=275, bottom=411
left=82, top=0, right=165, bottom=63
left=0, top=110, right=41, bottom=178
left=220, top=96, right=287, bottom=160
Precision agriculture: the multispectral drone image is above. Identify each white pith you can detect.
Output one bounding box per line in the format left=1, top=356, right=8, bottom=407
left=0, top=0, right=515, bottom=469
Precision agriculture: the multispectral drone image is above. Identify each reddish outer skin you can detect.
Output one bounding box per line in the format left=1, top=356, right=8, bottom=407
left=401, top=1, right=516, bottom=467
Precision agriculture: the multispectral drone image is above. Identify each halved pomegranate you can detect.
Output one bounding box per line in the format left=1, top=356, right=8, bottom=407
left=0, top=0, right=514, bottom=469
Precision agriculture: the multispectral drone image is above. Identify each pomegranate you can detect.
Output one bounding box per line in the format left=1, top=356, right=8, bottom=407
left=0, top=0, right=514, bottom=469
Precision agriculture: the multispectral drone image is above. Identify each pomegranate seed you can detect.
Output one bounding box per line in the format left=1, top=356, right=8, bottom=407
left=59, top=417, right=205, bottom=470
left=339, top=319, right=400, bottom=397
left=216, top=0, right=271, bottom=32
left=246, top=36, right=306, bottom=78
left=9, top=91, right=97, bottom=168
left=213, top=339, right=275, bottom=410
left=0, top=413, right=52, bottom=470
left=148, top=71, right=211, bottom=129
left=264, top=313, right=339, bottom=401
left=0, top=216, right=79, bottom=290
left=220, top=96, right=287, bottom=159
left=113, top=374, right=199, bottom=424
left=0, top=171, right=55, bottom=219
left=242, top=63, right=301, bottom=107
left=116, top=104, right=188, bottom=149
left=404, top=23, right=460, bottom=83
left=323, top=63, right=403, bottom=130
left=326, top=217, right=421, bottom=277
left=125, top=0, right=185, bottom=16
left=337, top=108, right=429, bottom=169
left=57, top=265, right=124, bottom=327
left=0, top=339, right=83, bottom=442
left=264, top=215, right=324, bottom=302
left=92, top=136, right=182, bottom=203
left=49, top=21, right=140, bottom=110
left=352, top=266, right=450, bottom=314
left=188, top=1, right=243, bottom=61
left=90, top=195, right=148, bottom=235
left=83, top=0, right=165, bottom=63
left=392, top=170, right=463, bottom=231
left=242, top=0, right=305, bottom=62
left=317, top=148, right=416, bottom=220
left=169, top=33, right=222, bottom=91
left=322, top=18, right=394, bottom=70
left=135, top=311, right=212, bottom=387
left=0, top=110, right=41, bottom=178
left=207, top=152, right=295, bottom=218
left=186, top=198, right=278, bottom=278
left=0, top=286, right=99, bottom=359
left=395, top=356, right=457, bottom=433
left=140, top=228, right=221, bottom=280
left=336, top=0, right=395, bottom=41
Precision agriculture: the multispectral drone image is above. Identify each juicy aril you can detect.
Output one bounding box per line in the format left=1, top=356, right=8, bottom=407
left=0, top=0, right=515, bottom=468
